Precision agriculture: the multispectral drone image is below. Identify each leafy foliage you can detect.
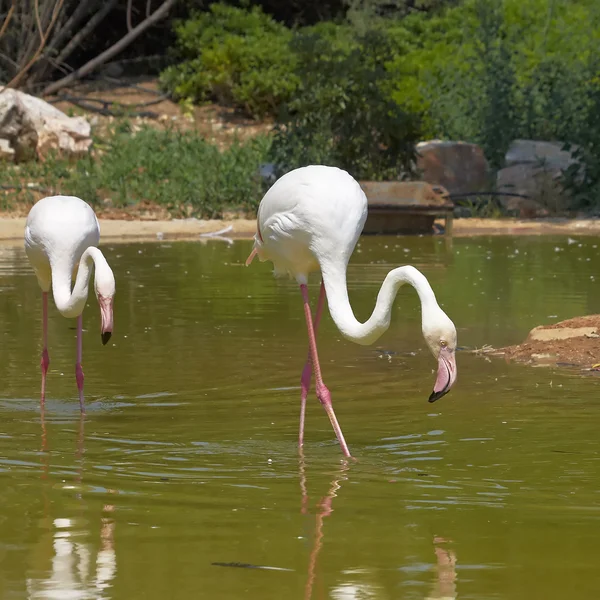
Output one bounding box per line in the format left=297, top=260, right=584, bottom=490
left=269, top=28, right=421, bottom=180
left=160, top=4, right=298, bottom=118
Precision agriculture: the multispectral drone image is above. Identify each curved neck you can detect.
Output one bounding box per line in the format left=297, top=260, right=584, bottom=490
left=51, top=247, right=110, bottom=318
left=321, top=261, right=439, bottom=346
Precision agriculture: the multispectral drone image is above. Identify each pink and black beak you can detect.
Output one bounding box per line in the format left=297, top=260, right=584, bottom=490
left=428, top=347, right=457, bottom=403
left=99, top=296, right=114, bottom=345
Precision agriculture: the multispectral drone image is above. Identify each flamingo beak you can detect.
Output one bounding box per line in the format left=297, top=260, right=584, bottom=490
left=99, top=295, right=114, bottom=345
left=428, top=347, right=457, bottom=403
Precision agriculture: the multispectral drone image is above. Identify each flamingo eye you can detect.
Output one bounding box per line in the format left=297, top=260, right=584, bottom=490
left=440, top=340, right=447, bottom=347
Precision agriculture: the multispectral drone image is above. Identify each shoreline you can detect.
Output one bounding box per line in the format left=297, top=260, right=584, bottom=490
left=1, top=216, right=600, bottom=245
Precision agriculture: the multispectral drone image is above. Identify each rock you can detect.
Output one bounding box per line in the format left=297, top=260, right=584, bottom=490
left=0, top=87, right=91, bottom=162
left=0, top=138, right=14, bottom=161
left=496, top=140, right=581, bottom=215
left=505, top=139, right=579, bottom=169
left=415, top=140, right=490, bottom=195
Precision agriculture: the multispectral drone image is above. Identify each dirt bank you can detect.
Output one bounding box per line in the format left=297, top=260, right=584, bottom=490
left=447, top=217, right=600, bottom=237
left=2, top=216, right=600, bottom=245
left=0, top=216, right=257, bottom=244
left=480, top=315, right=600, bottom=372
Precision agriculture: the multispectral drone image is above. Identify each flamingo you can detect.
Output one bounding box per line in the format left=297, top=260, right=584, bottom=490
left=246, top=166, right=457, bottom=458
left=24, top=195, right=116, bottom=412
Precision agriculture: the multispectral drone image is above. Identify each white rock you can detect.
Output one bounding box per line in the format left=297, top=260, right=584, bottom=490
left=0, top=138, right=14, bottom=160
left=0, top=87, right=92, bottom=162
left=496, top=139, right=584, bottom=215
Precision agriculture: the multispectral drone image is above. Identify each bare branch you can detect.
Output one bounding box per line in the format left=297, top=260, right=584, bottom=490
left=4, top=0, right=65, bottom=90
left=55, top=0, right=118, bottom=68
left=43, top=0, right=176, bottom=97
left=0, top=1, right=16, bottom=40
left=20, top=2, right=42, bottom=66
left=101, top=75, right=167, bottom=96
left=55, top=92, right=162, bottom=117
left=0, top=51, right=19, bottom=69
left=34, top=0, right=43, bottom=44
left=126, top=0, right=133, bottom=31
left=41, top=0, right=98, bottom=64
left=146, top=0, right=152, bottom=18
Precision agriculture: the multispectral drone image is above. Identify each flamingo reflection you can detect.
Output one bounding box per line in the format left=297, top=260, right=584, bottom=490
left=27, top=409, right=117, bottom=599
left=300, top=449, right=349, bottom=600
left=426, top=536, right=457, bottom=600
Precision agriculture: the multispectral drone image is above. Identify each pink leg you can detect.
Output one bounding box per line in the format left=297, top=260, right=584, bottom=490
left=299, top=281, right=326, bottom=448
left=75, top=315, right=85, bottom=414
left=40, top=292, right=50, bottom=405
left=300, top=284, right=351, bottom=458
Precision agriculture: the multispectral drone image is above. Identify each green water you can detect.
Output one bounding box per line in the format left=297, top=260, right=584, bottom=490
left=0, top=235, right=599, bottom=600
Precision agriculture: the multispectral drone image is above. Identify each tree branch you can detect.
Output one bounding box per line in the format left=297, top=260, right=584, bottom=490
left=42, top=0, right=176, bottom=97
left=126, top=0, right=133, bottom=31
left=55, top=91, right=166, bottom=117
left=54, top=0, right=118, bottom=68
left=4, top=0, right=65, bottom=90
left=40, top=0, right=98, bottom=65
left=101, top=75, right=167, bottom=96
left=0, top=1, right=16, bottom=41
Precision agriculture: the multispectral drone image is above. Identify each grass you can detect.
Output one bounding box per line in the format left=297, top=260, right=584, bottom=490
left=2, top=121, right=271, bottom=219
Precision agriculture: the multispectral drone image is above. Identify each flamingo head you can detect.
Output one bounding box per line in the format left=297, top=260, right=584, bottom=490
left=94, top=267, right=115, bottom=346
left=422, top=308, right=457, bottom=403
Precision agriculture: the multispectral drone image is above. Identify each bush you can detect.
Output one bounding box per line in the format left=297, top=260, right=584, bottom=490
left=160, top=4, right=298, bottom=118
left=561, top=69, right=600, bottom=211
left=269, top=27, right=421, bottom=180
left=3, top=124, right=271, bottom=218
left=387, top=0, right=600, bottom=170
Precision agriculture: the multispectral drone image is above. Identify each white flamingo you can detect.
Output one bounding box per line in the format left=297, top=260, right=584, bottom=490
left=246, top=166, right=458, bottom=458
left=25, top=196, right=115, bottom=412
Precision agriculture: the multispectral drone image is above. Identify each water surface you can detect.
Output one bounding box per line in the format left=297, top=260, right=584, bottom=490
left=0, top=235, right=599, bottom=599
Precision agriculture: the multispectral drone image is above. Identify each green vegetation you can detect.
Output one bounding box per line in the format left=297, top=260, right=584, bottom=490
left=160, top=4, right=298, bottom=119
left=5, top=0, right=600, bottom=217
left=159, top=0, right=600, bottom=210
left=3, top=124, right=270, bottom=218
left=269, top=27, right=421, bottom=180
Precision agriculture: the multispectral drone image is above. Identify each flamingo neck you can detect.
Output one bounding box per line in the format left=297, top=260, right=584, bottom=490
left=320, top=261, right=439, bottom=346
left=51, top=247, right=110, bottom=318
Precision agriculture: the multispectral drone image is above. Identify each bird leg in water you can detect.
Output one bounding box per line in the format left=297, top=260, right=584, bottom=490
left=40, top=292, right=50, bottom=404
left=300, top=284, right=351, bottom=458
left=75, top=315, right=85, bottom=413
left=299, top=281, right=326, bottom=448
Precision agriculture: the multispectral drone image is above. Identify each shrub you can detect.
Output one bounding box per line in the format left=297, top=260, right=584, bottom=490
left=269, top=27, right=421, bottom=181
left=160, top=4, right=298, bottom=118
left=388, top=0, right=600, bottom=170
left=3, top=125, right=271, bottom=218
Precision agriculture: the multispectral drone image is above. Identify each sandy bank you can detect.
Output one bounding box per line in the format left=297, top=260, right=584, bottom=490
left=0, top=217, right=258, bottom=244
left=1, top=216, right=600, bottom=245
left=449, top=217, right=600, bottom=237
left=476, top=315, right=600, bottom=374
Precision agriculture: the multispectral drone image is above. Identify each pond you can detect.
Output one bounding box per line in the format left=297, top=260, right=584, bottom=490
left=0, top=234, right=599, bottom=600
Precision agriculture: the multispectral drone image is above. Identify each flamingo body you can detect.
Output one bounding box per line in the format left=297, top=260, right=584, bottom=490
left=26, top=196, right=100, bottom=299
left=252, top=166, right=366, bottom=281
left=24, top=195, right=115, bottom=411
left=247, top=166, right=458, bottom=457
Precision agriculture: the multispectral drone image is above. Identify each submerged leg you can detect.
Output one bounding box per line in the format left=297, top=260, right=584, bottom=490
left=245, top=247, right=258, bottom=266
left=75, top=315, right=85, bottom=414
left=300, top=284, right=351, bottom=458
left=41, top=292, right=50, bottom=404
left=299, top=281, right=326, bottom=448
